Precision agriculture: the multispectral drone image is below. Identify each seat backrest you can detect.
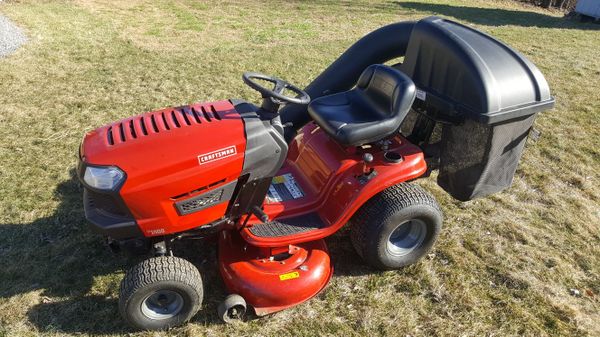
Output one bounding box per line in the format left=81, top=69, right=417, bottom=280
left=355, top=64, right=416, bottom=119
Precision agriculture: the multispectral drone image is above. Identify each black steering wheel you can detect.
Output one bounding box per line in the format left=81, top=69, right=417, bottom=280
left=242, top=72, right=310, bottom=106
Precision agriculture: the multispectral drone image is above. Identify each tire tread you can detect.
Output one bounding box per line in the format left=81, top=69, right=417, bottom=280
left=350, top=182, right=442, bottom=268
left=119, top=256, right=203, bottom=329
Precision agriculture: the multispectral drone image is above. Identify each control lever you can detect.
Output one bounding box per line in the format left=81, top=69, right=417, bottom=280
left=251, top=205, right=269, bottom=223
left=358, top=152, right=377, bottom=184
left=362, top=153, right=373, bottom=174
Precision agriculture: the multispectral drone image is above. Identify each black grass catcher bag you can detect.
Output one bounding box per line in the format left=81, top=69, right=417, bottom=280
left=398, top=17, right=554, bottom=201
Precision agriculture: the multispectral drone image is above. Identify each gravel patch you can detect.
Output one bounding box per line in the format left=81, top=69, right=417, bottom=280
left=0, top=14, right=27, bottom=58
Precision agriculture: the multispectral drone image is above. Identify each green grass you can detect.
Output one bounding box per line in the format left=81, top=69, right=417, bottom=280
left=0, top=0, right=599, bottom=336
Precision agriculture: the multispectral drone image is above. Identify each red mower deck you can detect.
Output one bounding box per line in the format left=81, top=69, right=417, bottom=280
left=219, top=230, right=332, bottom=315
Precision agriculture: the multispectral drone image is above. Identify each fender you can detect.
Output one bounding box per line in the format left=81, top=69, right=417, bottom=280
left=240, top=122, right=427, bottom=247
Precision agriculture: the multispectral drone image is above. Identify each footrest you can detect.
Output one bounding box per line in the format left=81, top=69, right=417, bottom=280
left=248, top=213, right=324, bottom=238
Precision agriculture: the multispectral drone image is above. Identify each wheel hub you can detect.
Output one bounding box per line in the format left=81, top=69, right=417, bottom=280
left=141, top=290, right=184, bottom=320
left=387, top=219, right=427, bottom=256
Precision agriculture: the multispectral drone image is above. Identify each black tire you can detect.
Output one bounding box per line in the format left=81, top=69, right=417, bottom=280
left=350, top=183, right=442, bottom=270
left=119, top=256, right=203, bottom=331
left=217, top=294, right=247, bottom=323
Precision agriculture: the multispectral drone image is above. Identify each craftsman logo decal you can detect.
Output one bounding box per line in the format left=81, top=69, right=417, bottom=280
left=279, top=271, right=300, bottom=281
left=198, top=146, right=237, bottom=165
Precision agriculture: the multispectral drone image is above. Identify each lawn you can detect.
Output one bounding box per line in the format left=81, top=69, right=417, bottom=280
left=0, top=0, right=598, bottom=336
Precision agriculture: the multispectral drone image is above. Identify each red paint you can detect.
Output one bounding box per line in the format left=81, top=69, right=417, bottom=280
left=218, top=230, right=332, bottom=315
left=80, top=100, right=246, bottom=237
left=240, top=122, right=427, bottom=247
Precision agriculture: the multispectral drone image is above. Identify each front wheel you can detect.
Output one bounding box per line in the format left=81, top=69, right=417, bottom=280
left=350, top=183, right=443, bottom=270
left=119, top=256, right=203, bottom=330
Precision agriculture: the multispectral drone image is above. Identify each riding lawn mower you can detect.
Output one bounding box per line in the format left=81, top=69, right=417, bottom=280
left=77, top=17, right=554, bottom=330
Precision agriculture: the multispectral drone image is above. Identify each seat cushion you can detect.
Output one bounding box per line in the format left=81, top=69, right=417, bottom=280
left=308, top=90, right=398, bottom=146
left=307, top=64, right=416, bottom=146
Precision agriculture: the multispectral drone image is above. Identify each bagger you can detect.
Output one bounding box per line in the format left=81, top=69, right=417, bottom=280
left=77, top=17, right=554, bottom=330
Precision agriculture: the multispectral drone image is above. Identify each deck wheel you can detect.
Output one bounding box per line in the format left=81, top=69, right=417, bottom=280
left=218, top=294, right=247, bottom=323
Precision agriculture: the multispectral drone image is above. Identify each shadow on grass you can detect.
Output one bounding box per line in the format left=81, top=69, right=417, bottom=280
left=397, top=1, right=599, bottom=30
left=326, top=229, right=375, bottom=278
left=0, top=171, right=132, bottom=334
left=0, top=170, right=231, bottom=334
left=25, top=240, right=228, bottom=335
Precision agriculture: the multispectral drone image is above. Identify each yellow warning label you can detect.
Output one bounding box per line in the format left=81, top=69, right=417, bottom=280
left=272, top=175, right=286, bottom=184
left=279, top=271, right=300, bottom=281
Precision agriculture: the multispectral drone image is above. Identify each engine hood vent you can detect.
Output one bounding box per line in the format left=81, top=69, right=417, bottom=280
left=106, top=103, right=222, bottom=146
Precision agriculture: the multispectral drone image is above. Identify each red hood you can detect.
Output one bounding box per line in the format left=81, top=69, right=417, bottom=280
left=80, top=100, right=247, bottom=235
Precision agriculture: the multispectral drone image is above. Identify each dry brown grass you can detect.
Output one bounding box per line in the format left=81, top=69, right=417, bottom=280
left=0, top=0, right=598, bottom=336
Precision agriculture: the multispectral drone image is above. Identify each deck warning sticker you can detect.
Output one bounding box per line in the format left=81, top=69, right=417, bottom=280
left=279, top=271, right=300, bottom=281
left=267, top=173, right=304, bottom=202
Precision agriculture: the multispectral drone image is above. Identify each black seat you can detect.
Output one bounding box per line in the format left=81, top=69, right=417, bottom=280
left=308, top=64, right=416, bottom=146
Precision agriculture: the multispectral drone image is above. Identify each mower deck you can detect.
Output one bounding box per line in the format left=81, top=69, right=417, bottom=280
left=218, top=230, right=333, bottom=316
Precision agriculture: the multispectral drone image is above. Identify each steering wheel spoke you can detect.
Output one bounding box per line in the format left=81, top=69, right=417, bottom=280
left=273, top=80, right=286, bottom=95
left=242, top=72, right=310, bottom=107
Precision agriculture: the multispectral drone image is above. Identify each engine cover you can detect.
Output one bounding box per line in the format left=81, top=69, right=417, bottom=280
left=80, top=100, right=246, bottom=237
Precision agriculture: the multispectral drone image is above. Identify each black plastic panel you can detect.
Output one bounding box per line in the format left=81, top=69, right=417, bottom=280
left=83, top=189, right=142, bottom=239
left=401, top=16, right=554, bottom=124
left=174, top=180, right=237, bottom=215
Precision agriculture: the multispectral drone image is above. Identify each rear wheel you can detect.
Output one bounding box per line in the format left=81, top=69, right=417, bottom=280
left=350, top=183, right=442, bottom=270
left=119, top=256, right=203, bottom=330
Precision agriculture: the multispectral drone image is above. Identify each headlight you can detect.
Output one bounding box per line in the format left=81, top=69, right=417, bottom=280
left=83, top=166, right=125, bottom=190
